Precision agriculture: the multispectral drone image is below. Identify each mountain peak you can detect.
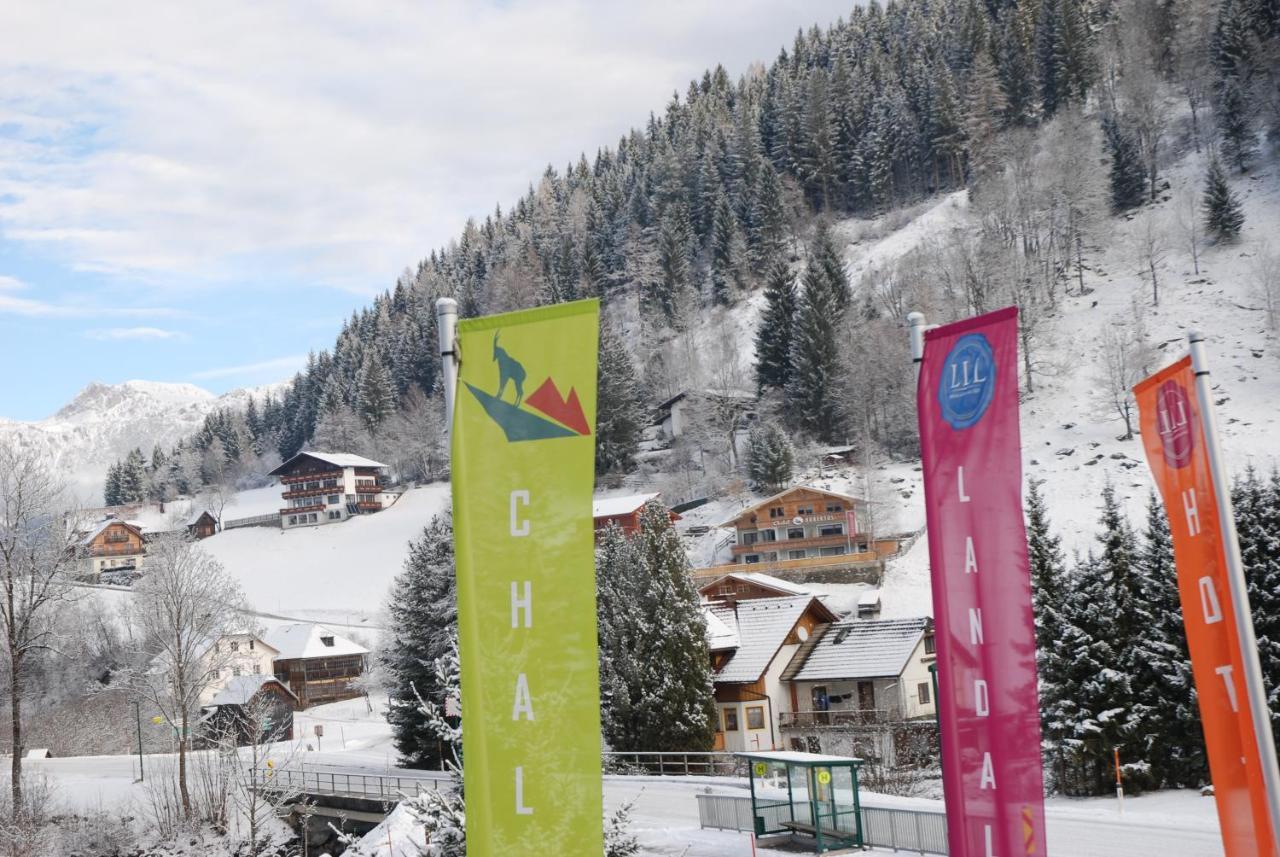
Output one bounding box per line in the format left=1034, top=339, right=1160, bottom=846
left=53, top=380, right=215, bottom=422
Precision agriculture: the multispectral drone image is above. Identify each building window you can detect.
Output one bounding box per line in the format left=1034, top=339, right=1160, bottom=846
left=797, top=505, right=814, bottom=515
left=759, top=530, right=777, bottom=543
left=746, top=706, right=765, bottom=730
left=819, top=546, right=846, bottom=556
left=918, top=682, right=931, bottom=705
left=819, top=525, right=844, bottom=537
left=789, top=550, right=806, bottom=560
left=210, top=669, right=220, bottom=679
left=253, top=664, right=261, bottom=674
left=321, top=636, right=335, bottom=647
left=744, top=555, right=760, bottom=564
left=328, top=495, right=340, bottom=505
left=230, top=641, right=239, bottom=653
left=309, top=513, right=318, bottom=523
left=233, top=667, right=242, bottom=677
left=329, top=510, right=341, bottom=520
left=742, top=532, right=758, bottom=546
left=787, top=528, right=804, bottom=540
left=723, top=708, right=739, bottom=731
left=924, top=635, right=936, bottom=655
left=249, top=640, right=255, bottom=651
left=826, top=503, right=843, bottom=513
left=768, top=507, right=784, bottom=519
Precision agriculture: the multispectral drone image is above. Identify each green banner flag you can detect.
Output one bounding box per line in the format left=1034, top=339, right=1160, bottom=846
left=452, top=299, right=602, bottom=856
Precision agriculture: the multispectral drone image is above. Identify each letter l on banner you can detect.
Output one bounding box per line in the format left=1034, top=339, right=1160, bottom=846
left=451, top=299, right=603, bottom=857
left=1133, top=349, right=1280, bottom=857
left=916, top=306, right=1047, bottom=857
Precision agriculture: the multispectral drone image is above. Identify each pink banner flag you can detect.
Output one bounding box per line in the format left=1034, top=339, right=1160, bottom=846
left=917, top=306, right=1047, bottom=857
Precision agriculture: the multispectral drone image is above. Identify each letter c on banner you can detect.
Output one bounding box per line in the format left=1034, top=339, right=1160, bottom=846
left=510, top=490, right=530, bottom=537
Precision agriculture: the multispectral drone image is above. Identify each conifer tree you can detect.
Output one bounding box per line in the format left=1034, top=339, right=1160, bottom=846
left=357, top=352, right=396, bottom=431
left=384, top=512, right=456, bottom=769
left=654, top=206, right=692, bottom=323
left=754, top=259, right=798, bottom=393
left=786, top=236, right=846, bottom=443
left=747, top=421, right=794, bottom=492
left=1203, top=157, right=1245, bottom=242
left=595, top=321, right=646, bottom=476
left=710, top=193, right=742, bottom=306
left=1026, top=479, right=1068, bottom=669
left=596, top=524, right=643, bottom=748
left=1133, top=491, right=1206, bottom=787
left=604, top=502, right=715, bottom=752
left=1235, top=469, right=1280, bottom=733
left=1103, top=115, right=1147, bottom=212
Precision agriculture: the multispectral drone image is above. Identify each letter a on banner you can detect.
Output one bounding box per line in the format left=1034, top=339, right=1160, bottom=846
left=916, top=306, right=1047, bottom=857
left=1133, top=355, right=1279, bottom=857
left=452, top=299, right=602, bottom=856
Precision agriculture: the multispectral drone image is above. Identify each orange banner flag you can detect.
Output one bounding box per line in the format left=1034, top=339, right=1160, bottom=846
left=1133, top=355, right=1277, bottom=857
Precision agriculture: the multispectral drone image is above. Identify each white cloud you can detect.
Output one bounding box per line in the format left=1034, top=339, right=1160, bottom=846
left=0, top=290, right=179, bottom=318
left=0, top=275, right=24, bottom=291
left=85, top=326, right=182, bottom=341
left=191, top=354, right=307, bottom=381
left=0, top=1, right=850, bottom=293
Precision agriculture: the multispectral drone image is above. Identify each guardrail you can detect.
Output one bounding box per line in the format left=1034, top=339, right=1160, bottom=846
left=695, top=793, right=947, bottom=854
left=603, top=751, right=746, bottom=777
left=223, top=513, right=280, bottom=530
left=251, top=767, right=445, bottom=801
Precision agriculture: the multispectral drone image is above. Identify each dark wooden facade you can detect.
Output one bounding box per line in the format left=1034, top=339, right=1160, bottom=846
left=274, top=653, right=367, bottom=709
left=202, top=683, right=296, bottom=747
left=188, top=511, right=218, bottom=540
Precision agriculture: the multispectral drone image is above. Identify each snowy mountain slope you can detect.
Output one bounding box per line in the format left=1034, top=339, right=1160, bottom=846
left=0, top=380, right=286, bottom=498
left=657, top=142, right=1279, bottom=620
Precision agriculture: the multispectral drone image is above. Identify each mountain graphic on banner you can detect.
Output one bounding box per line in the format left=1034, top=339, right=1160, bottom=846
left=525, top=378, right=590, bottom=435
left=464, top=376, right=590, bottom=443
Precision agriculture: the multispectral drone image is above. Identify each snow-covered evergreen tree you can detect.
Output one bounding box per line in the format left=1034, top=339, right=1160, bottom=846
left=384, top=512, right=457, bottom=769
left=754, top=258, right=798, bottom=393
left=1027, top=479, right=1069, bottom=705
left=357, top=352, right=396, bottom=430
left=747, top=421, right=794, bottom=492
left=1203, top=157, right=1245, bottom=242
left=595, top=321, right=645, bottom=477
left=1103, top=115, right=1147, bottom=212
left=1235, top=469, right=1280, bottom=733
left=604, top=501, right=715, bottom=752
left=786, top=231, right=847, bottom=442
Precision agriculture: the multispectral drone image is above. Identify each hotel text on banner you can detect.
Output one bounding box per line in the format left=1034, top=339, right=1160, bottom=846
left=1133, top=356, right=1277, bottom=857
left=451, top=299, right=602, bottom=857
left=917, top=306, right=1047, bottom=857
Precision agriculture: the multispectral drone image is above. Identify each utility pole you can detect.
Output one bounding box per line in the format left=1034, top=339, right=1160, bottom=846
left=436, top=298, right=459, bottom=445
left=135, top=700, right=144, bottom=782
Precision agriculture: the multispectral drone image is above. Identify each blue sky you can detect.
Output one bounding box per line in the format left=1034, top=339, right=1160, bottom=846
left=0, top=1, right=850, bottom=421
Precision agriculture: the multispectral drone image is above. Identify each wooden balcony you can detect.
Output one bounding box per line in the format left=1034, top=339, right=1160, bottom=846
left=356, top=502, right=383, bottom=512
left=693, top=551, right=883, bottom=581
left=279, top=469, right=343, bottom=485
left=779, top=709, right=900, bottom=728
left=88, top=544, right=144, bottom=558
left=281, top=504, right=325, bottom=515
left=281, top=485, right=340, bottom=500
left=732, top=534, right=859, bottom=556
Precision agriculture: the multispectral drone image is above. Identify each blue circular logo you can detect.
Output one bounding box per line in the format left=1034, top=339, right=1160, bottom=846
left=937, top=333, right=996, bottom=430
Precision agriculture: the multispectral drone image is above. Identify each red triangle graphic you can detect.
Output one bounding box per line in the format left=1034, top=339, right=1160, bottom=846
left=526, top=378, right=590, bottom=436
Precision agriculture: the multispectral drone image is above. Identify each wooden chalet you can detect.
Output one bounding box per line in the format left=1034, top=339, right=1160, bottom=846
left=267, top=451, right=394, bottom=530
left=187, top=510, right=218, bottom=540
left=74, top=519, right=146, bottom=579
left=705, top=595, right=838, bottom=753
left=591, top=493, right=679, bottom=538
left=695, top=486, right=905, bottom=582
left=201, top=676, right=296, bottom=746
left=264, top=623, right=369, bottom=709
left=699, top=571, right=812, bottom=604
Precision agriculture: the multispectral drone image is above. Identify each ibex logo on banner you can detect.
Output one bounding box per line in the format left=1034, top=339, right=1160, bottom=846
left=464, top=329, right=592, bottom=443
left=937, top=333, right=996, bottom=430
left=1155, top=380, right=1195, bottom=468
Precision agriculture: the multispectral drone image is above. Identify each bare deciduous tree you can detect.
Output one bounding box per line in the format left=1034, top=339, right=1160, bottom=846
left=1131, top=209, right=1172, bottom=306
left=1095, top=309, right=1159, bottom=440
left=125, top=536, right=248, bottom=819
left=0, top=443, right=77, bottom=822
left=1249, top=243, right=1280, bottom=332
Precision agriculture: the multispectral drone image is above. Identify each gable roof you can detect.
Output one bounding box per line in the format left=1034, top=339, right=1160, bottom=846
left=208, top=675, right=297, bottom=707
left=268, top=451, right=387, bottom=477
left=592, top=493, right=659, bottom=519
left=787, top=617, right=930, bottom=682
left=263, top=623, right=368, bottom=660
left=703, top=607, right=740, bottom=652
left=718, top=486, right=866, bottom=528
left=698, top=571, right=811, bottom=599
left=78, top=518, right=144, bottom=547
left=708, top=596, right=837, bottom=684
left=187, top=510, right=217, bottom=526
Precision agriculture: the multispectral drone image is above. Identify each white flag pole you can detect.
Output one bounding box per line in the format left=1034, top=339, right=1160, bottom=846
left=1188, top=329, right=1280, bottom=852
left=436, top=298, right=460, bottom=446
left=907, top=312, right=927, bottom=380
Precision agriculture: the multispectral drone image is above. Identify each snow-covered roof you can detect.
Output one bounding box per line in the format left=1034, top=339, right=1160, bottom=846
left=592, top=493, right=659, bottom=519
left=268, top=451, right=387, bottom=476
left=187, top=509, right=216, bottom=526
left=789, top=617, right=930, bottom=682
left=718, top=485, right=865, bottom=528
left=263, top=623, right=369, bottom=660
left=77, top=518, right=143, bottom=546
left=703, top=608, right=739, bottom=652
left=857, top=590, right=881, bottom=607
left=208, top=675, right=296, bottom=707
left=708, top=596, right=835, bottom=684
left=698, top=571, right=811, bottom=598
left=735, top=750, right=863, bottom=765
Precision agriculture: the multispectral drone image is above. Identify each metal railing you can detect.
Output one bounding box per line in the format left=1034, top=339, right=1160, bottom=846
left=603, top=751, right=745, bottom=777
left=695, top=793, right=947, bottom=854
left=779, top=709, right=902, bottom=728
left=223, top=513, right=281, bottom=530
left=251, top=767, right=445, bottom=801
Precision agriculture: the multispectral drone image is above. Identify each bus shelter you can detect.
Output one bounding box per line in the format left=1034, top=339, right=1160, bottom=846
left=736, top=750, right=864, bottom=852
